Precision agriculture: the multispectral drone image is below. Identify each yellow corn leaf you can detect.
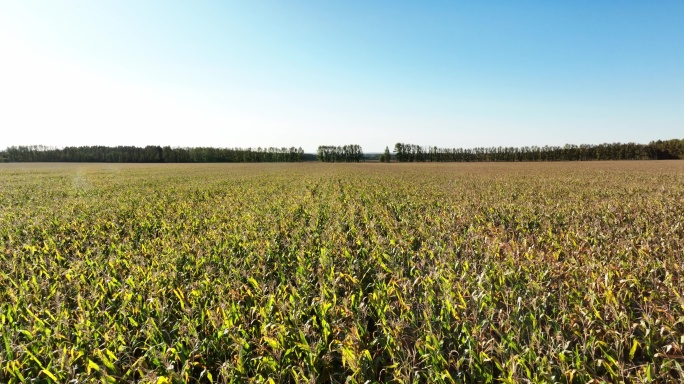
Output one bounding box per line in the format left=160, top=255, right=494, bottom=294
left=41, top=369, right=58, bottom=381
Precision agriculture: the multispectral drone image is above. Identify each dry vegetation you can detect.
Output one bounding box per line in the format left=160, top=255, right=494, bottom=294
left=1, top=161, right=683, bottom=383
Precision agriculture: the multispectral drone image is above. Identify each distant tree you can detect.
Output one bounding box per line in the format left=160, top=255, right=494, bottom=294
left=316, top=144, right=364, bottom=162
left=0, top=145, right=305, bottom=163
left=383, top=146, right=391, bottom=162
left=387, top=140, right=683, bottom=162
left=394, top=143, right=405, bottom=162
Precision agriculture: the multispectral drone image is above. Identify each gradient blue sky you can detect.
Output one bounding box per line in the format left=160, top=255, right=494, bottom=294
left=1, top=1, right=682, bottom=152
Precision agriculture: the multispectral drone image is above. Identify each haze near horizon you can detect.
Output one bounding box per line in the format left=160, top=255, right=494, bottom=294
left=1, top=1, right=682, bottom=153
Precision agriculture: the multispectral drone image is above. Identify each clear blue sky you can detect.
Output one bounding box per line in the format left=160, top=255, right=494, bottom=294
left=1, top=1, right=682, bottom=152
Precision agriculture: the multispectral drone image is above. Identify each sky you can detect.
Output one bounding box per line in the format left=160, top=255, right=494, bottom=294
left=1, top=1, right=682, bottom=153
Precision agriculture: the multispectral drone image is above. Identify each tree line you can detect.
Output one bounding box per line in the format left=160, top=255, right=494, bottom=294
left=316, top=145, right=364, bottom=162
left=0, top=145, right=305, bottom=163
left=2, top=139, right=683, bottom=163
left=393, top=139, right=684, bottom=162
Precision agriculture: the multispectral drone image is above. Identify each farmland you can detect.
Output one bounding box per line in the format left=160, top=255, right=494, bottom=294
left=1, top=162, right=684, bottom=383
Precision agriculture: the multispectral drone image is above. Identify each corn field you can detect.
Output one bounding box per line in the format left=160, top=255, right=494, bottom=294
left=1, top=162, right=683, bottom=383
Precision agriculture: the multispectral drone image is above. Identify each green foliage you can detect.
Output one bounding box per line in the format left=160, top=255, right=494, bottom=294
left=0, top=145, right=305, bottom=163
left=383, top=146, right=391, bottom=163
left=317, top=145, right=364, bottom=163
left=379, top=147, right=391, bottom=163
left=393, top=139, right=684, bottom=162
left=1, top=162, right=683, bottom=383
